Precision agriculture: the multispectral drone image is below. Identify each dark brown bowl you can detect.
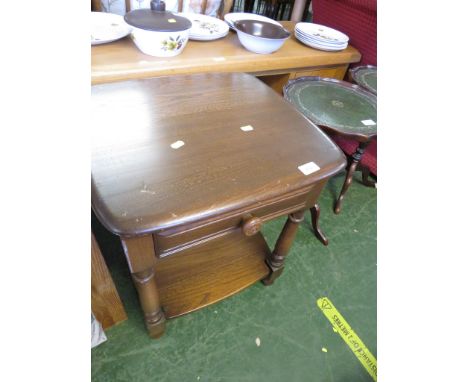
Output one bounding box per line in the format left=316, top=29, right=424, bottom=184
left=233, top=20, right=291, bottom=40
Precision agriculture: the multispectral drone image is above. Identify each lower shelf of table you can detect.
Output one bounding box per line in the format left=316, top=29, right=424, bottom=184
left=154, top=228, right=271, bottom=318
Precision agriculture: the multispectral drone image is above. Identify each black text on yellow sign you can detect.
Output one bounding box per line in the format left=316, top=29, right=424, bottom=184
left=317, top=297, right=377, bottom=381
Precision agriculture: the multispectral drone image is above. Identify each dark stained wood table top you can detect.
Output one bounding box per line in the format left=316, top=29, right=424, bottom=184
left=92, top=73, right=345, bottom=236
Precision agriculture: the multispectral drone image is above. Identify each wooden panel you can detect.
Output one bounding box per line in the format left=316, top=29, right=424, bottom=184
left=290, top=65, right=349, bottom=80
left=257, top=73, right=291, bottom=95
left=91, top=232, right=127, bottom=329
left=91, top=21, right=361, bottom=85
left=154, top=229, right=271, bottom=318
left=259, top=65, right=348, bottom=95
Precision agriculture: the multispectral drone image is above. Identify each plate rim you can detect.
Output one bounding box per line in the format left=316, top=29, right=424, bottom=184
left=295, top=22, right=349, bottom=43
left=294, top=30, right=348, bottom=46
left=295, top=33, right=347, bottom=51
left=91, top=11, right=131, bottom=45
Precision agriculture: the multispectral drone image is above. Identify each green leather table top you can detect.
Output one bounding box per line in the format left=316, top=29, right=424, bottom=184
left=284, top=77, right=377, bottom=137
left=351, top=66, right=377, bottom=94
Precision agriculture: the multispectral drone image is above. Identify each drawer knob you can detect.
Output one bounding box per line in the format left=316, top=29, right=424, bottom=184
left=242, top=215, right=263, bottom=236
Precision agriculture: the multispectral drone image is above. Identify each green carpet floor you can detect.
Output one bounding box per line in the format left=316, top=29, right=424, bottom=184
left=92, top=171, right=377, bottom=382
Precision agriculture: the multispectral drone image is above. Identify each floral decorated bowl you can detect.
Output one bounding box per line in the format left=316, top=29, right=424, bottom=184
left=124, top=0, right=191, bottom=57
left=129, top=28, right=189, bottom=57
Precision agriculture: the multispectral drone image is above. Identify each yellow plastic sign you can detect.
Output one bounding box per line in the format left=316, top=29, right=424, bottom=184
left=317, top=297, right=377, bottom=381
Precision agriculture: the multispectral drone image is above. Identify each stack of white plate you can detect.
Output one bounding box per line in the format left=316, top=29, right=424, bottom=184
left=294, top=22, right=349, bottom=51
left=177, top=13, right=229, bottom=41
left=224, top=12, right=281, bottom=30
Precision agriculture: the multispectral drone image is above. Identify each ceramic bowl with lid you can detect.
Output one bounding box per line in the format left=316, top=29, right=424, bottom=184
left=233, top=20, right=290, bottom=54
left=124, top=0, right=192, bottom=57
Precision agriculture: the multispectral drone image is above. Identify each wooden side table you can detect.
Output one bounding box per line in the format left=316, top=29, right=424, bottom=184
left=284, top=77, right=377, bottom=214
left=92, top=73, right=346, bottom=338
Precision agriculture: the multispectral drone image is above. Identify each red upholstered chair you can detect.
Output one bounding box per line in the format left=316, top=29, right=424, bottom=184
left=313, top=0, right=377, bottom=181
left=313, top=0, right=376, bottom=67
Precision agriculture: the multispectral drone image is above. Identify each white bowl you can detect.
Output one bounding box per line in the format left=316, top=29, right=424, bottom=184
left=130, top=27, right=189, bottom=57
left=234, top=20, right=290, bottom=54
left=124, top=6, right=192, bottom=58
left=224, top=12, right=282, bottom=29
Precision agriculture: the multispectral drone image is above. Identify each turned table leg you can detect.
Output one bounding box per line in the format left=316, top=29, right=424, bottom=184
left=132, top=268, right=166, bottom=338
left=310, top=204, right=328, bottom=246
left=121, top=236, right=166, bottom=339
left=263, top=210, right=305, bottom=285
left=334, top=141, right=370, bottom=214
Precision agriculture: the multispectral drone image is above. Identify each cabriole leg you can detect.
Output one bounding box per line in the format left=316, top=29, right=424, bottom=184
left=310, top=204, right=328, bottom=246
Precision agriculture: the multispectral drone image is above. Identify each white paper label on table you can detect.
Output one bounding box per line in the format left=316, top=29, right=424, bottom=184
left=298, top=161, right=320, bottom=175
left=240, top=125, right=254, bottom=132
left=170, top=140, right=185, bottom=149
left=361, top=119, right=376, bottom=126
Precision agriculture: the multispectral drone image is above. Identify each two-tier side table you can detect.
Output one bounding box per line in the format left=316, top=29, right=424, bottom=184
left=91, top=73, right=346, bottom=338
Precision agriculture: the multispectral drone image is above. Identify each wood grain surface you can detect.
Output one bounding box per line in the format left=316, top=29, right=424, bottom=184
left=91, top=73, right=346, bottom=236
left=91, top=21, right=361, bottom=85
left=154, top=228, right=270, bottom=318
left=91, top=232, right=127, bottom=329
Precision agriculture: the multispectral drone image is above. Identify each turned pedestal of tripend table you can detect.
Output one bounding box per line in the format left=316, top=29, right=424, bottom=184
left=91, top=73, right=346, bottom=338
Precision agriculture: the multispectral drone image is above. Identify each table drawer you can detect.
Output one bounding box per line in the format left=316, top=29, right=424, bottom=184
left=154, top=180, right=326, bottom=257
